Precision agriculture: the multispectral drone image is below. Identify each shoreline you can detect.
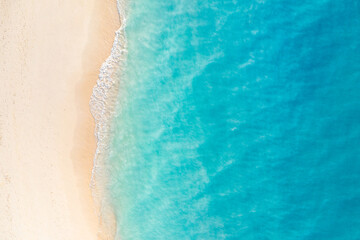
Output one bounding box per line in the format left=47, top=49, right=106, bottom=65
left=0, top=0, right=119, bottom=239
left=90, top=1, right=128, bottom=238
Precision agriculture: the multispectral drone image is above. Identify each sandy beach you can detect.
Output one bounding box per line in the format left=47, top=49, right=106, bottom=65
left=0, top=0, right=119, bottom=239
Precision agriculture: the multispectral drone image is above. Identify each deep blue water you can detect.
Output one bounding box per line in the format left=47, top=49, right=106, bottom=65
left=106, top=0, right=360, bottom=239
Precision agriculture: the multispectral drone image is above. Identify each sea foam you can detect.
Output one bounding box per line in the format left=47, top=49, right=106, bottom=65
left=89, top=0, right=127, bottom=238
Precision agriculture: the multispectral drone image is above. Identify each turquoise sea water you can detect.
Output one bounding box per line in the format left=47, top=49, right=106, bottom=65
left=101, top=0, right=360, bottom=239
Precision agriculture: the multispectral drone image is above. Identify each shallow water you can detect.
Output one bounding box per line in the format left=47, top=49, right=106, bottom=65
left=103, top=0, right=360, bottom=239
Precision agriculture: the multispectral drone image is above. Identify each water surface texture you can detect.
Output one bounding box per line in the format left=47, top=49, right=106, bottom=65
left=105, top=0, right=360, bottom=239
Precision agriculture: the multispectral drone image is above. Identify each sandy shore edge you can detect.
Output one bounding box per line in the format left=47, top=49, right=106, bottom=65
left=0, top=0, right=119, bottom=239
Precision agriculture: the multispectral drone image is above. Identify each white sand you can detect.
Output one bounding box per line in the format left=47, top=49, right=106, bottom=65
left=0, top=0, right=119, bottom=239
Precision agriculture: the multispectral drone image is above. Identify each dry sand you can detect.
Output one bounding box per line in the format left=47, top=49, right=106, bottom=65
left=0, top=0, right=119, bottom=239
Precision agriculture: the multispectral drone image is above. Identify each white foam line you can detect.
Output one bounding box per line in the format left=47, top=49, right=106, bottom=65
left=89, top=0, right=128, bottom=238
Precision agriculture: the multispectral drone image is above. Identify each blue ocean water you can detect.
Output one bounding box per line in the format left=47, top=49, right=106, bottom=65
left=104, top=0, right=360, bottom=239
